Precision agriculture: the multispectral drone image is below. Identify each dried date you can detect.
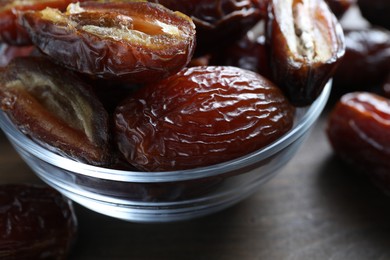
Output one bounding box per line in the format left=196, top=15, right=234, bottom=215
left=19, top=1, right=196, bottom=84
left=150, top=0, right=264, bottom=55
left=326, top=92, right=390, bottom=193
left=267, top=0, right=345, bottom=106
left=0, top=184, right=77, bottom=259
left=0, top=56, right=112, bottom=166
left=0, top=43, right=35, bottom=67
left=114, top=66, right=295, bottom=171
left=212, top=31, right=273, bottom=80
left=0, top=0, right=80, bottom=46
left=332, top=27, right=390, bottom=91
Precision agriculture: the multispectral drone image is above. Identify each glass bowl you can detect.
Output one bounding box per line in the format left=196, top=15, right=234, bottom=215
left=0, top=82, right=331, bottom=223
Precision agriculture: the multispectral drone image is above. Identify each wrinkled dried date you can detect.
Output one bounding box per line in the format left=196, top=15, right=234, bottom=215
left=0, top=184, right=77, bottom=259
left=19, top=1, right=196, bottom=83
left=114, top=66, right=295, bottom=171
left=326, top=92, right=390, bottom=193
left=332, top=27, right=390, bottom=91
left=0, top=56, right=112, bottom=166
left=150, top=0, right=264, bottom=55
left=267, top=0, right=345, bottom=106
left=0, top=0, right=80, bottom=46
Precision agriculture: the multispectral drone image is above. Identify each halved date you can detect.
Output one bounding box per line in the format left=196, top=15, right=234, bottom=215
left=0, top=184, right=77, bottom=259
left=0, top=0, right=80, bottom=46
left=0, top=56, right=112, bottom=166
left=326, top=92, right=390, bottom=193
left=267, top=0, right=345, bottom=106
left=19, top=1, right=196, bottom=84
left=114, top=66, right=295, bottom=171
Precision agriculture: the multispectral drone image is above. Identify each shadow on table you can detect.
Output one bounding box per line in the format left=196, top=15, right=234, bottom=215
left=314, top=154, right=390, bottom=258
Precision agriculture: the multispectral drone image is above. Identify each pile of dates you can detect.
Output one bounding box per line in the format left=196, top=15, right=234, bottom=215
left=0, top=0, right=346, bottom=172
left=326, top=1, right=390, bottom=194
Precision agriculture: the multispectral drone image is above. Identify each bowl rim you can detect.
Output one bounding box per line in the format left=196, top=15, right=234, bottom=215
left=0, top=82, right=331, bottom=183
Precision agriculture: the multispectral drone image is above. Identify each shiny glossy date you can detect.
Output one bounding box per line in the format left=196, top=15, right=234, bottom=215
left=333, top=28, right=390, bottom=90
left=0, top=184, right=77, bottom=259
left=19, top=1, right=196, bottom=83
left=267, top=0, right=345, bottom=106
left=326, top=92, right=390, bottom=192
left=0, top=0, right=79, bottom=45
left=114, top=66, right=295, bottom=171
left=0, top=57, right=112, bottom=166
left=150, top=0, right=264, bottom=55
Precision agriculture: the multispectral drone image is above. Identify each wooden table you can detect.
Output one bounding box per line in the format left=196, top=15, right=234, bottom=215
left=1, top=94, right=390, bottom=260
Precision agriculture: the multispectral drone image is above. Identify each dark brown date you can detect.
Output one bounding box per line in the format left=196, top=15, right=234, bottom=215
left=0, top=43, right=35, bottom=67
left=0, top=0, right=80, bottom=46
left=0, top=57, right=112, bottom=166
left=333, top=27, right=390, bottom=91
left=19, top=1, right=196, bottom=84
left=326, top=92, right=390, bottom=193
left=358, top=0, right=390, bottom=29
left=0, top=184, right=77, bottom=259
left=150, top=0, right=264, bottom=55
left=211, top=31, right=273, bottom=80
left=114, top=66, right=295, bottom=171
left=267, top=0, right=345, bottom=106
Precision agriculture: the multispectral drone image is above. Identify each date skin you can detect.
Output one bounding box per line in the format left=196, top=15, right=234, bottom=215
left=0, top=0, right=81, bottom=45
left=0, top=43, right=35, bottom=67
left=332, top=27, right=390, bottom=91
left=0, top=184, right=77, bottom=259
left=19, top=1, right=196, bottom=84
left=150, top=0, right=264, bottom=55
left=327, top=92, right=390, bottom=194
left=267, top=0, right=345, bottom=106
left=0, top=57, right=112, bottom=166
left=114, top=66, right=295, bottom=171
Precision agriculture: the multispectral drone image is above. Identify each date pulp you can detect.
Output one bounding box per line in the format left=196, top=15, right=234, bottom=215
left=114, top=66, right=295, bottom=171
left=19, top=1, right=196, bottom=83
left=0, top=57, right=112, bottom=166
left=0, top=0, right=80, bottom=46
left=0, top=184, right=77, bottom=259
left=267, top=0, right=345, bottom=106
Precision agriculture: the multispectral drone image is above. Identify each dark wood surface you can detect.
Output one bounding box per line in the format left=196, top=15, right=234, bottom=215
left=2, top=98, right=390, bottom=260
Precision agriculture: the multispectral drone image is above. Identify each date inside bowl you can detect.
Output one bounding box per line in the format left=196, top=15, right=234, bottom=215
left=0, top=81, right=331, bottom=223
